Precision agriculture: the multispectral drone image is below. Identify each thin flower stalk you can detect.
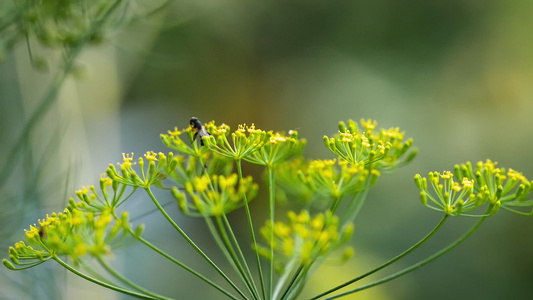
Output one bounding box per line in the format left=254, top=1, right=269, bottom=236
left=319, top=211, right=488, bottom=300
left=310, top=215, right=449, bottom=299
left=53, top=256, right=160, bottom=300
left=216, top=215, right=261, bottom=299
left=110, top=211, right=239, bottom=300
left=96, top=256, right=173, bottom=300
left=144, top=187, right=247, bottom=300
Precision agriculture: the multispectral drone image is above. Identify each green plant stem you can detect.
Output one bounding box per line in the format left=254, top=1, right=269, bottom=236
left=204, top=216, right=242, bottom=276
left=52, top=256, right=158, bottom=299
left=279, top=264, right=305, bottom=300
left=319, top=214, right=488, bottom=300
left=267, top=165, right=276, bottom=300
left=128, top=220, right=239, bottom=300
left=144, top=187, right=247, bottom=300
left=204, top=215, right=257, bottom=298
left=310, top=214, right=449, bottom=300
left=76, top=259, right=118, bottom=286
left=272, top=256, right=298, bottom=300
left=216, top=216, right=259, bottom=299
left=222, top=213, right=261, bottom=299
left=236, top=158, right=266, bottom=300
left=97, top=256, right=172, bottom=300
left=340, top=188, right=369, bottom=224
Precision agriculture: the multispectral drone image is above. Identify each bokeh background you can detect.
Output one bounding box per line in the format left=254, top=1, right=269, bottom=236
left=2, top=1, right=533, bottom=299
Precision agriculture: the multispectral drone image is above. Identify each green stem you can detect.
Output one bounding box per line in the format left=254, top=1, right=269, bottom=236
left=310, top=214, right=449, bottom=300
left=131, top=223, right=238, bottom=300
left=97, top=256, right=172, bottom=300
left=330, top=195, right=342, bottom=215
left=237, top=158, right=266, bottom=300
left=53, top=256, right=158, bottom=299
left=222, top=213, right=261, bottom=299
left=144, top=187, right=247, bottom=300
left=205, top=216, right=239, bottom=271
left=267, top=165, right=276, bottom=299
left=216, top=216, right=258, bottom=299
left=340, top=188, right=369, bottom=224
left=279, top=264, right=305, bottom=300
left=320, top=213, right=488, bottom=299
left=77, top=259, right=118, bottom=286
left=272, top=256, right=298, bottom=300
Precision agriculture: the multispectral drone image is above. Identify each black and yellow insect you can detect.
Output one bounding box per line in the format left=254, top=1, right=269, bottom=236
left=189, top=117, right=210, bottom=146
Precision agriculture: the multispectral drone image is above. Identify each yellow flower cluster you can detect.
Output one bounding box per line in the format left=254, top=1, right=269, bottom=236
left=302, top=159, right=376, bottom=199
left=107, top=151, right=179, bottom=188
left=161, top=125, right=211, bottom=157
left=415, top=171, right=479, bottom=216
left=256, top=210, right=353, bottom=266
left=274, top=157, right=316, bottom=204
left=324, top=119, right=416, bottom=170
left=4, top=208, right=138, bottom=270
left=198, top=121, right=307, bottom=166
left=203, top=123, right=270, bottom=160
left=172, top=174, right=259, bottom=217
left=455, top=159, right=533, bottom=215
left=416, top=159, right=533, bottom=216
left=245, top=129, right=306, bottom=166
left=274, top=158, right=380, bottom=213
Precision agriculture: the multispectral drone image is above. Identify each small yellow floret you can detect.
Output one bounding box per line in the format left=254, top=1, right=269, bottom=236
left=440, top=171, right=453, bottom=179
left=121, top=153, right=135, bottom=169
left=462, top=177, right=474, bottom=189
left=193, top=176, right=211, bottom=193
left=144, top=151, right=158, bottom=162
left=73, top=243, right=87, bottom=257
left=167, top=127, right=183, bottom=136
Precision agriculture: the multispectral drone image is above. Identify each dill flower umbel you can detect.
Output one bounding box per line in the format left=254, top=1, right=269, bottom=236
left=161, top=125, right=212, bottom=157
left=243, top=129, right=306, bottom=167
left=106, top=152, right=179, bottom=188
left=4, top=208, right=139, bottom=271
left=301, top=159, right=375, bottom=199
left=203, top=123, right=270, bottom=160
left=415, top=160, right=533, bottom=216
left=256, top=210, right=353, bottom=267
left=172, top=174, right=259, bottom=217
left=324, top=119, right=416, bottom=170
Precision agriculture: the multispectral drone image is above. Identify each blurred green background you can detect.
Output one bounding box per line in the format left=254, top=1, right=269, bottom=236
left=2, top=1, right=533, bottom=299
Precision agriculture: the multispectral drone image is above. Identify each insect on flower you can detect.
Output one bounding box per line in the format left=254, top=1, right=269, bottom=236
left=38, top=227, right=46, bottom=240
left=189, top=117, right=210, bottom=146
